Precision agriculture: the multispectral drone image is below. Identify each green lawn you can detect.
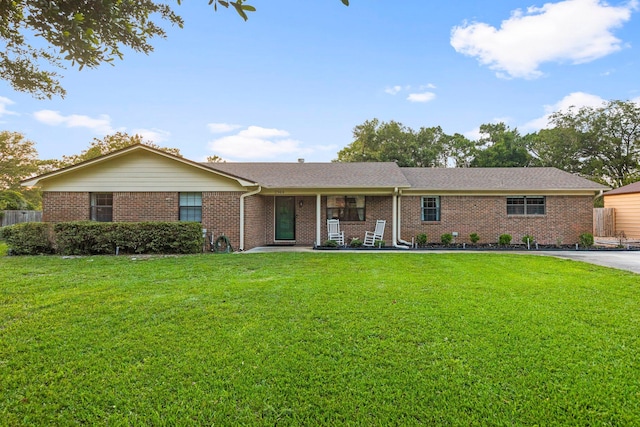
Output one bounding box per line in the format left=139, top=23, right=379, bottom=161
left=1, top=253, right=639, bottom=425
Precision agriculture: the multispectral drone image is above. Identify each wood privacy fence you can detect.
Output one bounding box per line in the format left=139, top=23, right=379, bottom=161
left=1, top=210, right=42, bottom=227
left=593, top=208, right=615, bottom=237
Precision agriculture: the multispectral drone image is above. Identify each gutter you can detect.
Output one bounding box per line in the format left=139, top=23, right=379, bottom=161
left=239, top=185, right=262, bottom=251
left=393, top=188, right=413, bottom=249
left=393, top=188, right=411, bottom=249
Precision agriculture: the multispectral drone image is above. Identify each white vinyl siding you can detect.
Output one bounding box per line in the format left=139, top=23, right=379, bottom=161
left=39, top=151, right=245, bottom=192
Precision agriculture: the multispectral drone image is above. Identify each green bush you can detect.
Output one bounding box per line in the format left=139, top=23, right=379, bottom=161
left=521, top=234, right=535, bottom=245
left=469, top=233, right=480, bottom=244
left=441, top=233, right=453, bottom=245
left=323, top=239, right=339, bottom=247
left=0, top=222, right=54, bottom=255
left=349, top=238, right=363, bottom=248
left=54, top=221, right=203, bottom=255
left=416, top=233, right=427, bottom=247
left=499, top=234, right=512, bottom=246
left=579, top=233, right=594, bottom=248
left=374, top=239, right=385, bottom=247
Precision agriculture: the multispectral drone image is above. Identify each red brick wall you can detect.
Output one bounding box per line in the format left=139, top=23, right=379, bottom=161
left=42, top=192, right=90, bottom=222
left=400, top=195, right=593, bottom=245
left=244, top=194, right=267, bottom=250
left=202, top=192, right=242, bottom=250
left=113, top=192, right=177, bottom=222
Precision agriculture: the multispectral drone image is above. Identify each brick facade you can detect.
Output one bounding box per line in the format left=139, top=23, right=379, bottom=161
left=41, top=191, right=594, bottom=250
left=400, top=195, right=593, bottom=245
left=43, top=192, right=90, bottom=223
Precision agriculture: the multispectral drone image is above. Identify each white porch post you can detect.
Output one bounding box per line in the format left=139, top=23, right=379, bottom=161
left=316, top=193, right=322, bottom=246
left=392, top=189, right=398, bottom=246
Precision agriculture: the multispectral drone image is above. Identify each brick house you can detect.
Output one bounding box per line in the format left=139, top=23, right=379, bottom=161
left=22, top=144, right=607, bottom=250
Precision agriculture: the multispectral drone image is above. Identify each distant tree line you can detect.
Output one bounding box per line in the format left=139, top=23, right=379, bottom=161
left=336, top=100, right=640, bottom=188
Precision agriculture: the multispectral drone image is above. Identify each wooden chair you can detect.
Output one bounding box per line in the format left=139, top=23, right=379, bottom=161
left=327, top=219, right=345, bottom=246
left=363, top=220, right=386, bottom=247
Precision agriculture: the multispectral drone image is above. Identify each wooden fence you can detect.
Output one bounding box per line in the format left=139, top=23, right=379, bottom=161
left=1, top=210, right=42, bottom=227
left=593, top=208, right=615, bottom=237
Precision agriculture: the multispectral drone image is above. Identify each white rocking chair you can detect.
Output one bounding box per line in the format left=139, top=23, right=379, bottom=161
left=327, top=219, right=345, bottom=246
left=363, top=220, right=386, bottom=247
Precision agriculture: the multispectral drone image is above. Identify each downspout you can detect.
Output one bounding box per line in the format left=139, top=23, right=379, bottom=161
left=239, top=185, right=262, bottom=251
left=394, top=188, right=411, bottom=248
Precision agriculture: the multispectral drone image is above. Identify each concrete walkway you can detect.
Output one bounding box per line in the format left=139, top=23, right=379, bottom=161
left=243, top=246, right=640, bottom=275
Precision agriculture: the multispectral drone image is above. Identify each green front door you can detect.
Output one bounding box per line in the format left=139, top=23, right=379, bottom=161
left=275, top=196, right=296, bottom=241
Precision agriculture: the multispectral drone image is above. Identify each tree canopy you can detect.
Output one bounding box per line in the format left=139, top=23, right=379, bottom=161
left=337, top=100, right=640, bottom=189
left=1, top=1, right=349, bottom=99
left=59, top=132, right=182, bottom=166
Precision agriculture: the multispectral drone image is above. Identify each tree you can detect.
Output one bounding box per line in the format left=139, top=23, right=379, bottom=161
left=544, top=100, right=640, bottom=187
left=470, top=123, right=533, bottom=167
left=206, top=155, right=226, bottom=163
left=60, top=132, right=182, bottom=166
left=0, top=131, right=39, bottom=191
left=1, top=1, right=349, bottom=99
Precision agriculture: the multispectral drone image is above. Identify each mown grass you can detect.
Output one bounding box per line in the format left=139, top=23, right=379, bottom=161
left=1, top=252, right=639, bottom=425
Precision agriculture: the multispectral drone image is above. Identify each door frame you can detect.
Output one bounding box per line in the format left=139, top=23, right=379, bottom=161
left=274, top=196, right=296, bottom=241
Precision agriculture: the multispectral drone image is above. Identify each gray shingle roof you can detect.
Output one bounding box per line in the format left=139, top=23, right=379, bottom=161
left=202, top=162, right=411, bottom=188
left=202, top=161, right=606, bottom=192
left=401, top=167, right=607, bottom=191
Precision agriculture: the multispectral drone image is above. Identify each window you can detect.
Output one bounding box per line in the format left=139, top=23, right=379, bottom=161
left=507, top=196, right=545, bottom=215
left=180, top=192, right=202, bottom=222
left=90, top=193, right=113, bottom=222
left=327, top=196, right=365, bottom=221
left=421, top=196, right=440, bottom=221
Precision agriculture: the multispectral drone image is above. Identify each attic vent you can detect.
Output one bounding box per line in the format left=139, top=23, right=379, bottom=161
left=298, top=158, right=305, bottom=163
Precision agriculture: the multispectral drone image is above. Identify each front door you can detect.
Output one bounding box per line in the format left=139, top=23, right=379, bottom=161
left=275, top=196, right=296, bottom=241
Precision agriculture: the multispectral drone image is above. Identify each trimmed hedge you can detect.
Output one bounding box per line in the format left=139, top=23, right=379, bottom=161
left=1, top=221, right=204, bottom=256
left=0, top=222, right=54, bottom=255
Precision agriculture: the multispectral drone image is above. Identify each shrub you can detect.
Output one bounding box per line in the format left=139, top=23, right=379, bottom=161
left=323, top=239, right=339, bottom=247
left=0, top=222, right=54, bottom=255
left=374, top=239, right=385, bottom=248
left=521, top=234, right=535, bottom=245
left=498, top=234, right=512, bottom=246
left=54, top=221, right=203, bottom=255
left=441, top=233, right=453, bottom=245
left=349, top=238, right=363, bottom=248
left=579, top=233, right=594, bottom=248
left=416, top=233, right=427, bottom=247
left=469, top=233, right=480, bottom=244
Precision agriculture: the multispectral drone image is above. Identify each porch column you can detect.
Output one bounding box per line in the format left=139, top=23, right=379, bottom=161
left=392, top=190, right=398, bottom=246
left=316, top=193, right=322, bottom=246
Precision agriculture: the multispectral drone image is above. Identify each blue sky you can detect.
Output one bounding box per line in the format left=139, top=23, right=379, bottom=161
left=1, top=0, right=639, bottom=163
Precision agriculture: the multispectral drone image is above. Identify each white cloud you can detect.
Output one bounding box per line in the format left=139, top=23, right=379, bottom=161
left=33, top=109, right=115, bottom=134
left=132, top=128, right=171, bottom=143
left=208, top=126, right=309, bottom=160
left=451, top=0, right=638, bottom=79
left=385, top=86, right=403, bottom=95
left=522, top=91, right=606, bottom=131
left=0, top=96, right=17, bottom=117
left=207, top=122, right=243, bottom=133
left=407, top=92, right=437, bottom=103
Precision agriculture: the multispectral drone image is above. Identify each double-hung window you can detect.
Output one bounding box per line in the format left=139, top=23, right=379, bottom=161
left=90, top=193, right=113, bottom=222
left=506, top=196, right=545, bottom=215
left=327, top=196, right=365, bottom=221
left=180, top=192, right=202, bottom=222
left=421, top=196, right=440, bottom=221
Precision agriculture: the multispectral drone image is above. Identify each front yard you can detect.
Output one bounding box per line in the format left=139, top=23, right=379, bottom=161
left=1, top=253, right=638, bottom=425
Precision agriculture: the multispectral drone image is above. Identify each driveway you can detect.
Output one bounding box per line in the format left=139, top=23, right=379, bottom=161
left=539, top=251, right=640, bottom=274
